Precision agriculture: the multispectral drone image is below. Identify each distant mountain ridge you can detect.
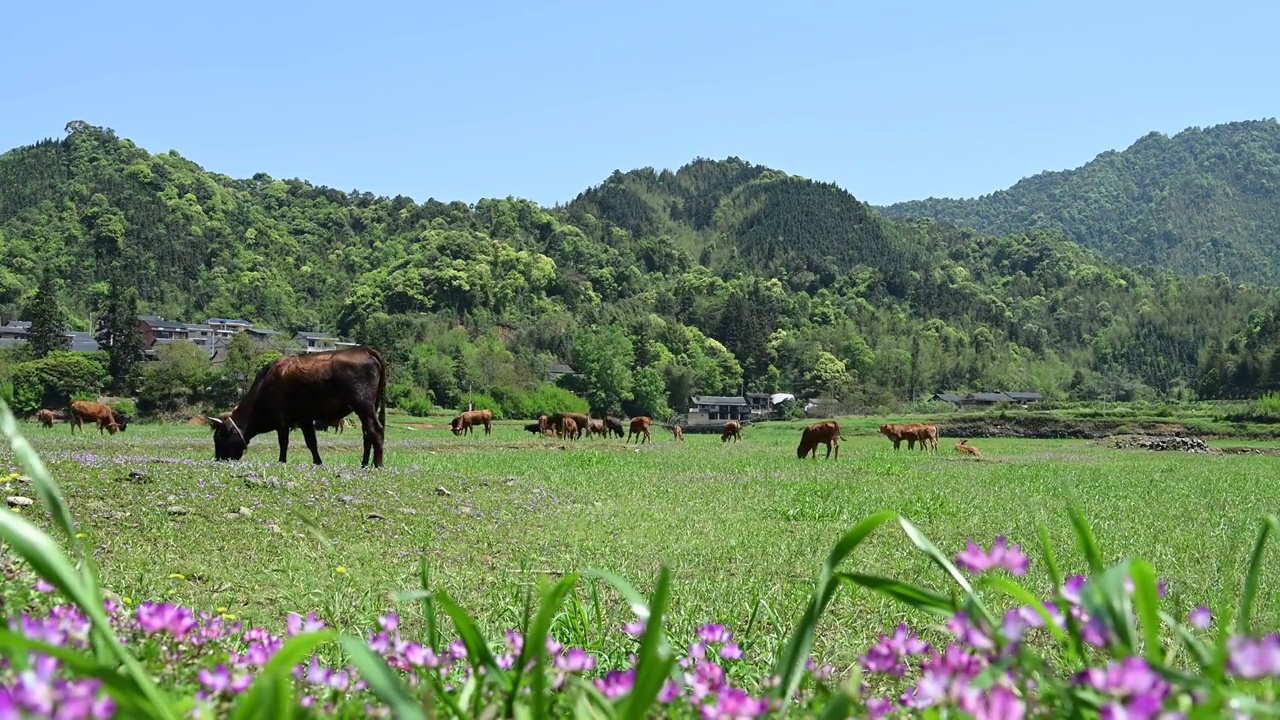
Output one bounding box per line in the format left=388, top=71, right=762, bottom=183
left=880, top=120, right=1280, bottom=284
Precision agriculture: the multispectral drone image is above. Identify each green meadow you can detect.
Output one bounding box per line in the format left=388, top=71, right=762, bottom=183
left=4, top=417, right=1278, bottom=671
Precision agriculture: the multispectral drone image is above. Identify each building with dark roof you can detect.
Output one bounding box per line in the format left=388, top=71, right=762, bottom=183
left=687, top=395, right=749, bottom=424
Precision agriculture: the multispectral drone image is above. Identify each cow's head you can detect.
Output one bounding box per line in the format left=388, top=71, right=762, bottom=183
left=207, top=412, right=248, bottom=461
left=111, top=410, right=129, bottom=432
left=450, top=416, right=465, bottom=436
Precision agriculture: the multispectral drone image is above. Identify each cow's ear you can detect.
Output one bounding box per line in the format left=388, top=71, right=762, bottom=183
left=207, top=416, right=224, bottom=426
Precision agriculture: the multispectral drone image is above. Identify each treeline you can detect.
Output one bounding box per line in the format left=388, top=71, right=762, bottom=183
left=880, top=119, right=1280, bottom=285
left=3, top=121, right=1280, bottom=418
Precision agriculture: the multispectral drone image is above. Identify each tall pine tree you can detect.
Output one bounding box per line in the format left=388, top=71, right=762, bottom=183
left=95, top=277, right=144, bottom=391
left=27, top=274, right=69, bottom=358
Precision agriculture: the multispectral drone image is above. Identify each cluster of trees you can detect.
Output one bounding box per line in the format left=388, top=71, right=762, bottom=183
left=4, top=121, right=1280, bottom=418
left=881, top=120, right=1280, bottom=285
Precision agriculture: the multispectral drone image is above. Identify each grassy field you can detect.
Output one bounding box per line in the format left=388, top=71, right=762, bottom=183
left=3, top=415, right=1278, bottom=674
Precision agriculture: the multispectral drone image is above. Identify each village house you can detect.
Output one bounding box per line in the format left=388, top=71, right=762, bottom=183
left=686, top=395, right=750, bottom=424
left=295, top=331, right=338, bottom=353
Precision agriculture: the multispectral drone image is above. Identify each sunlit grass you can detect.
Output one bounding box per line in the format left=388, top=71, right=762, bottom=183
left=5, top=417, right=1278, bottom=674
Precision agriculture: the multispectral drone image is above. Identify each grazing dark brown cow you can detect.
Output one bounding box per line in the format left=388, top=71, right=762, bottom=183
left=35, top=409, right=56, bottom=428
left=627, top=416, right=652, bottom=444
left=208, top=346, right=388, bottom=467
left=603, top=415, right=625, bottom=439
left=671, top=425, right=684, bottom=441
left=451, top=409, right=493, bottom=436
left=721, top=420, right=742, bottom=443
left=560, top=416, right=578, bottom=441
left=798, top=421, right=844, bottom=460
left=69, top=401, right=121, bottom=435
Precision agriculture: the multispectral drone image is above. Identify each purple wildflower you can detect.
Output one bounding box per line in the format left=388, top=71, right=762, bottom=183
left=1226, top=635, right=1280, bottom=679
left=33, top=579, right=56, bottom=594
left=861, top=624, right=930, bottom=676
left=135, top=603, right=197, bottom=640
left=198, top=664, right=251, bottom=698
left=377, top=612, right=399, bottom=633
left=946, top=612, right=995, bottom=651
left=1188, top=606, right=1211, bottom=630
left=658, top=678, right=682, bottom=703
left=699, top=687, right=770, bottom=719
left=286, top=612, right=325, bottom=636
left=697, top=624, right=733, bottom=644
left=555, top=648, right=596, bottom=673
left=505, top=629, right=524, bottom=653
left=719, top=643, right=743, bottom=660
left=973, top=686, right=1026, bottom=720
left=623, top=621, right=646, bottom=637
left=955, top=536, right=1029, bottom=575
left=594, top=669, right=636, bottom=699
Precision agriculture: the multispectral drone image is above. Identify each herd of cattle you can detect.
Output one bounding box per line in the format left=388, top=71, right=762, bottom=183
left=29, top=346, right=984, bottom=466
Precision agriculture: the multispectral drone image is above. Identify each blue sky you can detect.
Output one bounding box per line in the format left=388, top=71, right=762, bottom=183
left=3, top=0, right=1277, bottom=206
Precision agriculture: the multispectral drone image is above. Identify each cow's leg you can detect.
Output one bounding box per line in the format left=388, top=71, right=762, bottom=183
left=357, top=411, right=376, bottom=467
left=833, top=440, right=839, bottom=460
left=301, top=423, right=322, bottom=465
left=277, top=428, right=290, bottom=463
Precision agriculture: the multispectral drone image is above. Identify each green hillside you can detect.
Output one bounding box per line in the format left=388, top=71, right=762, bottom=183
left=2, top=121, right=1279, bottom=417
left=881, top=120, right=1280, bottom=284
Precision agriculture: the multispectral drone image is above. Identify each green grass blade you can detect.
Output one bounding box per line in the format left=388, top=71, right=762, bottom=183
left=232, top=629, right=337, bottom=720
left=1085, top=562, right=1138, bottom=655
left=340, top=634, right=428, bottom=720
left=516, top=573, right=579, bottom=720
left=836, top=572, right=956, bottom=619
left=436, top=590, right=504, bottom=681
left=978, top=577, right=1067, bottom=643
left=583, top=569, right=651, bottom=623
left=1157, top=610, right=1213, bottom=670
left=1068, top=505, right=1105, bottom=574
left=619, top=566, right=675, bottom=720
left=420, top=556, right=439, bottom=652
left=1037, top=525, right=1063, bottom=594
left=1238, top=514, right=1279, bottom=635
left=772, top=510, right=896, bottom=707
left=1129, top=559, right=1165, bottom=663
left=897, top=516, right=993, bottom=624
left=817, top=688, right=854, bottom=719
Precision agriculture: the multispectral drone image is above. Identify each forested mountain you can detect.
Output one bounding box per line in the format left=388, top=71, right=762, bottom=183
left=2, top=120, right=1279, bottom=417
left=881, top=120, right=1280, bottom=284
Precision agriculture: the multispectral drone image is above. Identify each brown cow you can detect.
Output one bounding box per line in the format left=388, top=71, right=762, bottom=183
left=797, top=420, right=844, bottom=460
left=316, top=416, right=353, bottom=434
left=671, top=425, right=684, bottom=441
left=545, top=412, right=588, bottom=440
left=721, top=420, right=742, bottom=443
left=627, top=416, right=652, bottom=444
left=69, top=401, right=121, bottom=435
left=956, top=439, right=982, bottom=459
left=208, top=346, right=388, bottom=467
left=560, top=416, right=578, bottom=441
left=879, top=423, right=936, bottom=452
left=451, top=409, right=493, bottom=436
left=35, top=409, right=56, bottom=428
left=587, top=418, right=607, bottom=438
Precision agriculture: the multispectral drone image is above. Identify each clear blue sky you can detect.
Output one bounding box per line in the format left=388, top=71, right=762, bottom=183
left=3, top=0, right=1276, bottom=207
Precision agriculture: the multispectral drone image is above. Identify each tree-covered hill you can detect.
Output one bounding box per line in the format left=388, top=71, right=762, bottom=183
left=2, top=120, right=1279, bottom=417
left=880, top=120, right=1280, bottom=284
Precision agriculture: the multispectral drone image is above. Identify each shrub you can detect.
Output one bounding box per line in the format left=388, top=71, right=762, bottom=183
left=458, top=391, right=503, bottom=420
left=490, top=383, right=589, bottom=419
left=9, top=351, right=109, bottom=415
left=1256, top=391, right=1280, bottom=419
left=108, top=398, right=137, bottom=418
